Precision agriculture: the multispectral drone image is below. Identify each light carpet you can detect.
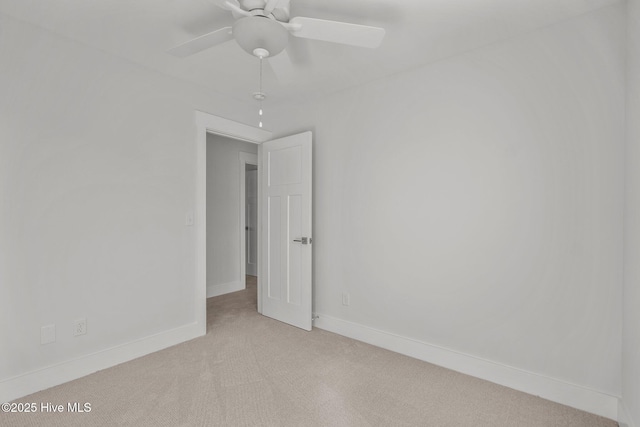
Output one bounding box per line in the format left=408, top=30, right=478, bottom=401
left=1, top=277, right=617, bottom=426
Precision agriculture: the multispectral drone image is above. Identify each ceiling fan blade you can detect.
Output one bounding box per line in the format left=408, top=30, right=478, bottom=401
left=167, top=27, right=234, bottom=58
left=286, top=36, right=310, bottom=65
left=267, top=48, right=296, bottom=83
left=223, top=0, right=251, bottom=17
left=288, top=17, right=385, bottom=49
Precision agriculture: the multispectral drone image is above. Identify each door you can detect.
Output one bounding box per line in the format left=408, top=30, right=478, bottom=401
left=246, top=168, right=258, bottom=276
left=260, top=131, right=312, bottom=331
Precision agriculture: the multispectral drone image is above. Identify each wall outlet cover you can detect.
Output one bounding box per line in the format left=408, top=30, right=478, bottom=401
left=74, top=318, right=87, bottom=336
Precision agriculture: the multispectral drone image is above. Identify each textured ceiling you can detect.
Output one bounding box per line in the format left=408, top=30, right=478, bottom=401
left=0, top=0, right=621, bottom=106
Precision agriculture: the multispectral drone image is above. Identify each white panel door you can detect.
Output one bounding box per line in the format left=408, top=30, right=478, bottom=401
left=260, top=131, right=312, bottom=331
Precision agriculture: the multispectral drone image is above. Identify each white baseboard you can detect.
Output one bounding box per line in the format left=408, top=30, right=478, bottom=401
left=207, top=280, right=244, bottom=298
left=313, top=313, right=620, bottom=421
left=619, top=400, right=637, bottom=427
left=0, top=322, right=203, bottom=404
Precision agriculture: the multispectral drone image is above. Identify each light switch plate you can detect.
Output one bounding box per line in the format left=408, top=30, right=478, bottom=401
left=342, top=292, right=350, bottom=306
left=185, top=211, right=194, bottom=226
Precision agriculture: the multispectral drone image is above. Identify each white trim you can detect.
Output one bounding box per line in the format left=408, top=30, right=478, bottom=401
left=618, top=400, right=636, bottom=427
left=207, top=280, right=244, bottom=298
left=257, top=144, right=263, bottom=314
left=195, top=111, right=271, bottom=334
left=196, top=112, right=273, bottom=143
left=239, top=152, right=258, bottom=291
left=314, top=313, right=620, bottom=421
left=0, top=322, right=201, bottom=404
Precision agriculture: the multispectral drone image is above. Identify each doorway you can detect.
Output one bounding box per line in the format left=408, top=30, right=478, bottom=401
left=195, top=112, right=313, bottom=333
left=239, top=154, right=258, bottom=301
left=194, top=112, right=272, bottom=335
left=205, top=135, right=258, bottom=302
left=245, top=164, right=258, bottom=278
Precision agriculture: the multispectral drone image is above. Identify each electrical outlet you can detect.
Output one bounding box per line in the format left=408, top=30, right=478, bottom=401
left=74, top=318, right=87, bottom=336
left=342, top=292, right=350, bottom=306
left=41, top=324, right=56, bottom=344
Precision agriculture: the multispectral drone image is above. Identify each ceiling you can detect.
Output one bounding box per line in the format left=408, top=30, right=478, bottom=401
left=0, top=0, right=620, bottom=106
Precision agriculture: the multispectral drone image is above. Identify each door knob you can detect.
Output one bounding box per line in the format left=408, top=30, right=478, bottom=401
left=293, top=237, right=311, bottom=245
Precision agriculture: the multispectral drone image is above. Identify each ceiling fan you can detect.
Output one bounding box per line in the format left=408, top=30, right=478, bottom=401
left=168, top=0, right=386, bottom=61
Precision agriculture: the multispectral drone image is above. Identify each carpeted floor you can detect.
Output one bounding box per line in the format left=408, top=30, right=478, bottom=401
left=1, top=276, right=618, bottom=426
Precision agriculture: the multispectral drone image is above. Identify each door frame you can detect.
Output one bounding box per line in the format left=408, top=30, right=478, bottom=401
left=239, top=152, right=258, bottom=289
left=195, top=111, right=271, bottom=335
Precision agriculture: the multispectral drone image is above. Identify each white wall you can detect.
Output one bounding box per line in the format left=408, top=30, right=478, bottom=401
left=623, top=0, right=640, bottom=425
left=269, top=3, right=625, bottom=416
left=206, top=134, right=257, bottom=297
left=0, top=13, right=255, bottom=401
left=0, top=2, right=631, bottom=419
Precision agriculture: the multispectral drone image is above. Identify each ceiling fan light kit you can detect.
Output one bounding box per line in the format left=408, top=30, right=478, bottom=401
left=233, top=16, right=289, bottom=58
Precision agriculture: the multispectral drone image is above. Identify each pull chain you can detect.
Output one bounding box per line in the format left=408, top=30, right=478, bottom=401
left=252, top=50, right=267, bottom=129
left=259, top=57, right=263, bottom=128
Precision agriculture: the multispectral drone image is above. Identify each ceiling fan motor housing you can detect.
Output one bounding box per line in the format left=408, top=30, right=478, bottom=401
left=240, top=0, right=290, bottom=21
left=242, top=0, right=268, bottom=10
left=232, top=16, right=289, bottom=58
